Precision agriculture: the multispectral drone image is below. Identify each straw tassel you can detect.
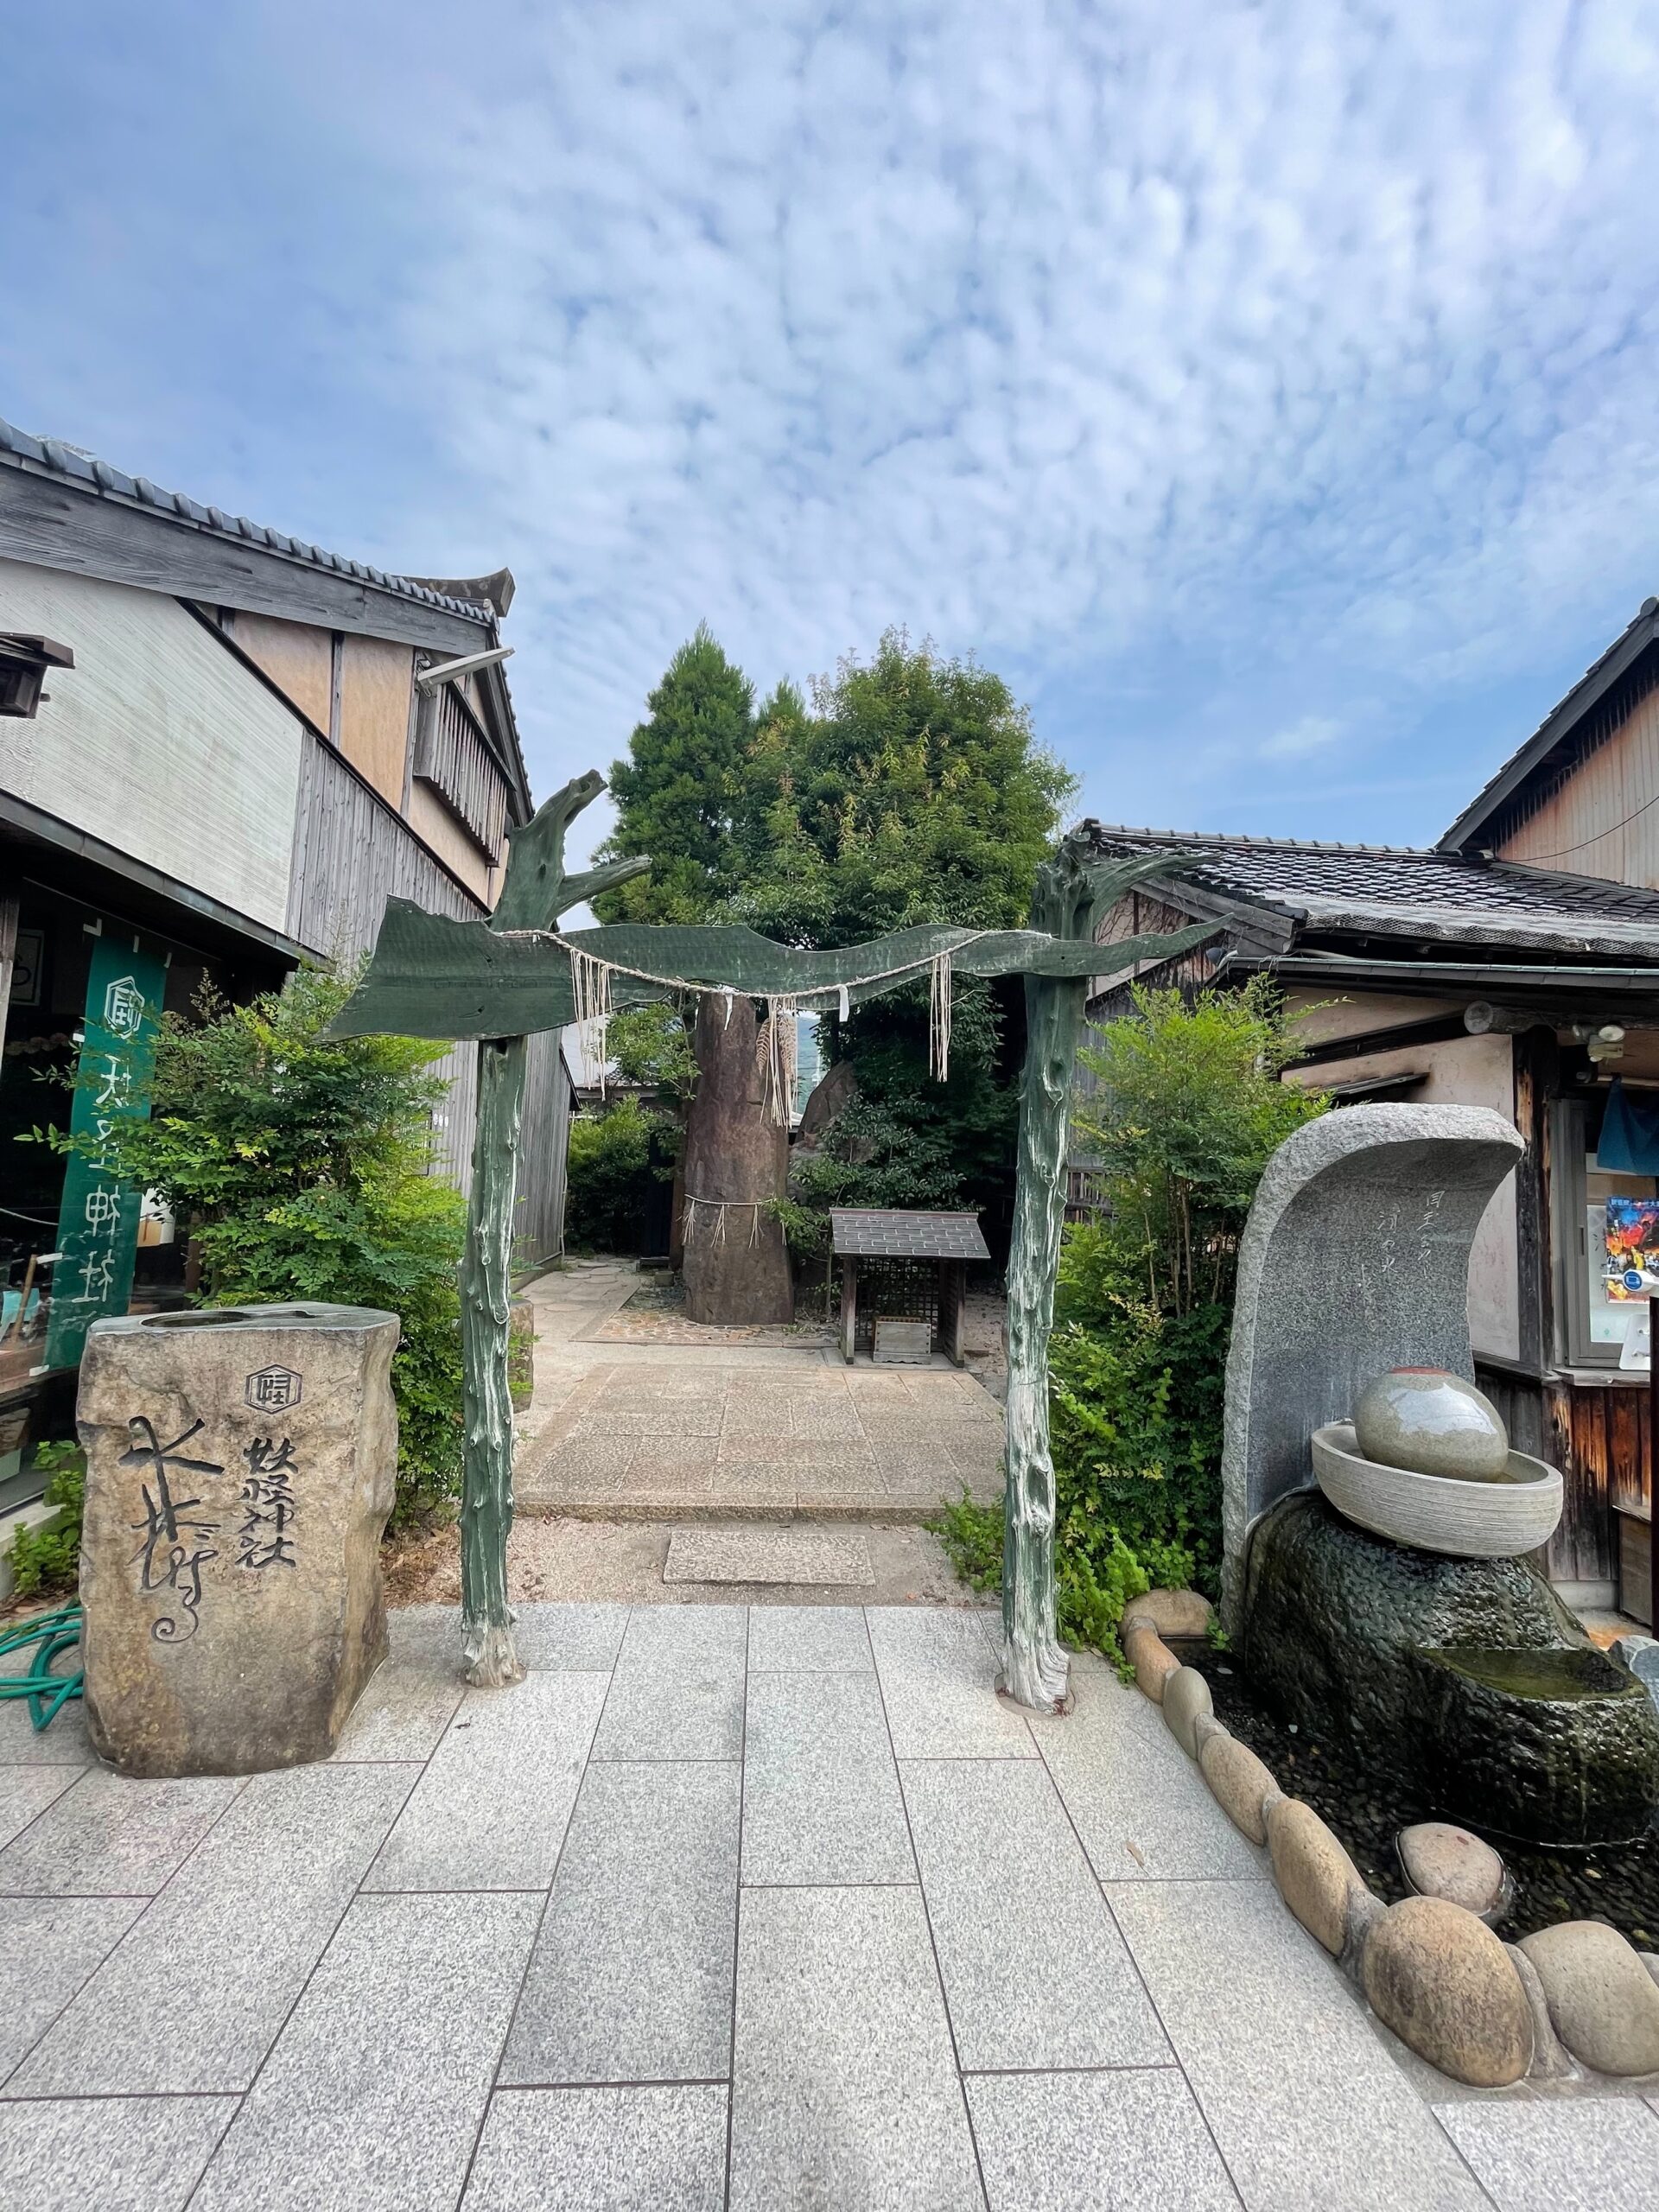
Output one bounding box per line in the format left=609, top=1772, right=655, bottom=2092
left=569, top=949, right=614, bottom=1099
left=760, top=996, right=799, bottom=1127
left=929, top=950, right=953, bottom=1081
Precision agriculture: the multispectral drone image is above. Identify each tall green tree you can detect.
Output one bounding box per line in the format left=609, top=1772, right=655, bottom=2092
left=738, top=632, right=1077, bottom=1240
left=597, top=624, right=755, bottom=924
left=596, top=625, right=1078, bottom=1264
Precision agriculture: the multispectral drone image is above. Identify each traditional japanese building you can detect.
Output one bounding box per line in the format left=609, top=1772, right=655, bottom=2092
left=1084, top=593, right=1659, bottom=1623
left=0, top=419, right=573, bottom=1528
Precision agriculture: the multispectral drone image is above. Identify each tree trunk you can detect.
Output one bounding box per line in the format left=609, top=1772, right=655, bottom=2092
left=682, top=994, right=793, bottom=1325
left=1001, top=843, right=1102, bottom=1713
left=460, top=1036, right=525, bottom=1687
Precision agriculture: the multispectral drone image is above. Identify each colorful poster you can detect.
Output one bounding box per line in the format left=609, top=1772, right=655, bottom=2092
left=42, top=934, right=166, bottom=1371
left=1602, top=1196, right=1659, bottom=1303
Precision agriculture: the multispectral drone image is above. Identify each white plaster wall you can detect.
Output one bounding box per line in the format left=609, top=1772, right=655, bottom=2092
left=0, top=558, right=302, bottom=932
left=1287, top=1030, right=1521, bottom=1362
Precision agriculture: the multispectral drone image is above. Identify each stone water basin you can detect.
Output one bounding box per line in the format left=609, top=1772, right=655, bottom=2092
left=1312, top=1421, right=1563, bottom=1559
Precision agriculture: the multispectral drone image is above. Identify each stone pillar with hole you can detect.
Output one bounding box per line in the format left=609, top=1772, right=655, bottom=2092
left=76, top=1302, right=398, bottom=1777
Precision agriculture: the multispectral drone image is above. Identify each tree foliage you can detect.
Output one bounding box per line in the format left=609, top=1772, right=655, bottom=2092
left=596, top=626, right=1077, bottom=1237
left=935, top=981, right=1325, bottom=1659
left=564, top=1097, right=665, bottom=1252
left=49, top=968, right=467, bottom=1522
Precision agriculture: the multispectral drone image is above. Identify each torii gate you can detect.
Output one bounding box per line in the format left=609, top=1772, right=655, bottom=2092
left=327, top=773, right=1206, bottom=1710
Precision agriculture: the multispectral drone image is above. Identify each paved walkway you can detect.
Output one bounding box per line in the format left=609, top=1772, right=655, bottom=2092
left=3, top=1602, right=1655, bottom=2210
left=514, top=1262, right=1004, bottom=1525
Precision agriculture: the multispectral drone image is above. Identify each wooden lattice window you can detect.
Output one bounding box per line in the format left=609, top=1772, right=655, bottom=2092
left=414, top=680, right=510, bottom=861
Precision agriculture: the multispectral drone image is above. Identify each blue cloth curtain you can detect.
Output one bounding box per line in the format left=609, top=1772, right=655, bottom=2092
left=1596, top=1078, right=1659, bottom=1174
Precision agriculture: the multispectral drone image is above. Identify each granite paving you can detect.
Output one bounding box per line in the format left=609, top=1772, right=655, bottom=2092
left=516, top=1360, right=1004, bottom=1522
left=2, top=1597, right=1654, bottom=2209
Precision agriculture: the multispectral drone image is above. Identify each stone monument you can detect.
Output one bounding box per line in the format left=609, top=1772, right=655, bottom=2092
left=1224, top=1102, right=1659, bottom=1847
left=1220, top=1102, right=1524, bottom=1630
left=78, top=1303, right=398, bottom=1777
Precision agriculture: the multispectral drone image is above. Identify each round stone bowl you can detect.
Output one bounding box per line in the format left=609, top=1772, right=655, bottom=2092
left=1311, top=1422, right=1564, bottom=1558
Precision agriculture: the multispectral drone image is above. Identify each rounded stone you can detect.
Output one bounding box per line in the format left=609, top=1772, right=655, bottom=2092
left=1353, top=1368, right=1508, bottom=1480
left=1134, top=1588, right=1214, bottom=1641
left=1160, top=1665, right=1213, bottom=1757
left=1268, top=1798, right=1364, bottom=1955
left=1123, top=1623, right=1179, bottom=1705
left=1518, top=1921, right=1659, bottom=2076
left=1361, top=1897, right=1532, bottom=2087
left=1198, top=1728, right=1281, bottom=1845
left=1398, top=1822, right=1509, bottom=1923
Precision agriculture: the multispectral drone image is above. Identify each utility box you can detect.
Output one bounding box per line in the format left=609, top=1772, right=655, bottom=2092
left=77, top=1303, right=399, bottom=1777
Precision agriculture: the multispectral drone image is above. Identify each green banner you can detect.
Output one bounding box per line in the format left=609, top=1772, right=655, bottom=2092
left=43, top=934, right=167, bottom=1371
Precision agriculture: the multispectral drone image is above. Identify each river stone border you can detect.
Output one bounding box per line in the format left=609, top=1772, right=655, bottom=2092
left=1122, top=1592, right=1659, bottom=2088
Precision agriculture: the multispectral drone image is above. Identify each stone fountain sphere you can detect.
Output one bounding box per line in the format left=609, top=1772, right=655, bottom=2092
left=1353, top=1369, right=1510, bottom=1481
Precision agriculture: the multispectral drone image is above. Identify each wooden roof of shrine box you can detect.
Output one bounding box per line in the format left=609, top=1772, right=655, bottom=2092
left=830, top=1210, right=990, bottom=1366
left=830, top=1210, right=991, bottom=1262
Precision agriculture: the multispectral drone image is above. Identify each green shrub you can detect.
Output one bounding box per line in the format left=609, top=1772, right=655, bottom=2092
left=4, top=1442, right=86, bottom=1601
left=935, top=978, right=1325, bottom=1663
left=45, top=966, right=467, bottom=1526
left=564, top=1097, right=664, bottom=1252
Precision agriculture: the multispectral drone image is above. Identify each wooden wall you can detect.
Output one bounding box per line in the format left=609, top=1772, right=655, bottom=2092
left=287, top=731, right=482, bottom=1190
left=231, top=611, right=334, bottom=732
left=0, top=556, right=302, bottom=932
left=517, top=1027, right=572, bottom=1269
left=1497, top=670, right=1659, bottom=885
left=337, top=634, right=415, bottom=805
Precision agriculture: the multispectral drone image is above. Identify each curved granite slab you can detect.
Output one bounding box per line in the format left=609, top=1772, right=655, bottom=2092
left=1221, top=1103, right=1524, bottom=1630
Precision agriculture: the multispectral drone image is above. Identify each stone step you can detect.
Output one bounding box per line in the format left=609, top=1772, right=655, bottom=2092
left=663, top=1529, right=875, bottom=1586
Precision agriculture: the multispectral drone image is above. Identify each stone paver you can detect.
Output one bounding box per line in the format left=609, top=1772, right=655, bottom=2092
left=463, top=2085, right=728, bottom=2211
left=967, top=2069, right=1242, bottom=2211
left=900, top=1757, right=1168, bottom=2070
left=501, top=1760, right=740, bottom=2085
left=664, top=1528, right=875, bottom=1585
left=4, top=1596, right=1656, bottom=2212
left=0, top=2092, right=238, bottom=2211
left=191, top=1890, right=539, bottom=2212
left=1107, top=1877, right=1491, bottom=2211
left=1433, top=2097, right=1659, bottom=2211
left=742, top=1670, right=914, bottom=1884
left=729, top=1884, right=983, bottom=2211
left=517, top=1359, right=1003, bottom=1522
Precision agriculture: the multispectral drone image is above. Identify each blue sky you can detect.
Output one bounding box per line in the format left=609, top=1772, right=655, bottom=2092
left=4, top=3, right=1657, bottom=868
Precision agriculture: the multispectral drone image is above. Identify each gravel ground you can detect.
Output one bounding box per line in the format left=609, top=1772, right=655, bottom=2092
left=1186, top=1648, right=1659, bottom=1948
left=383, top=1512, right=977, bottom=1610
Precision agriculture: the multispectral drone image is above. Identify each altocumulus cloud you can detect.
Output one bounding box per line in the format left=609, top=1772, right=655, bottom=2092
left=6, top=1, right=1659, bottom=842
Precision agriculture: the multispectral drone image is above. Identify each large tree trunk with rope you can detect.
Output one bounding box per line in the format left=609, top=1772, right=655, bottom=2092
left=682, top=994, right=793, bottom=1325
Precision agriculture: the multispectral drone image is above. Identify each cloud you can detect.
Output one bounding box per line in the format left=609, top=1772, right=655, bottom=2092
left=4, top=2, right=1659, bottom=855
left=1260, top=717, right=1343, bottom=763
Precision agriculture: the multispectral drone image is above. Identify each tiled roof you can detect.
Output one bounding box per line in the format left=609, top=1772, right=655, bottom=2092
left=830, top=1210, right=991, bottom=1262
left=1082, top=825, right=1659, bottom=960
left=0, top=416, right=494, bottom=628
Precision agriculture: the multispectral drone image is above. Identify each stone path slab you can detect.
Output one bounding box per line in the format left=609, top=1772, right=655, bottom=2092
left=664, top=1527, right=875, bottom=1585
left=1107, top=1878, right=1491, bottom=2211
left=463, top=2084, right=728, bottom=2211
left=729, top=1885, right=983, bottom=2212
left=517, top=1361, right=1004, bottom=1522
left=1433, top=2097, right=1659, bottom=2211
left=191, top=1890, right=540, bottom=2212
left=966, top=2069, right=1243, bottom=2212
left=0, top=2091, right=238, bottom=2212
left=501, top=1760, right=739, bottom=2086
left=3, top=1596, right=1656, bottom=2211
left=8, top=1761, right=417, bottom=2096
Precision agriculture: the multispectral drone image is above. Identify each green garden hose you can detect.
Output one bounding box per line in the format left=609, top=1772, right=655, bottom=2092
left=0, top=1604, right=84, bottom=1731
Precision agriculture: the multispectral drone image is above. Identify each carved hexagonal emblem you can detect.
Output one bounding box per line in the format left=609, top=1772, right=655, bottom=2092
left=245, top=1364, right=302, bottom=1413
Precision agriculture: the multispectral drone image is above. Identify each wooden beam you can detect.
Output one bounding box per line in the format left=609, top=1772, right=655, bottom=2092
left=0, top=468, right=489, bottom=656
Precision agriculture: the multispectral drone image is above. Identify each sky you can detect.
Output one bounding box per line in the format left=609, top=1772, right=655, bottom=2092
left=4, top=2, right=1658, bottom=868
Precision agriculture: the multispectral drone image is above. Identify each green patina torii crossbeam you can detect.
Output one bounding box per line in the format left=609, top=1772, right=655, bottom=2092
left=327, top=772, right=1208, bottom=1707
